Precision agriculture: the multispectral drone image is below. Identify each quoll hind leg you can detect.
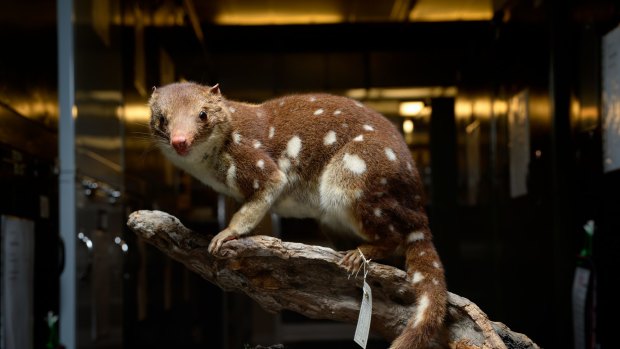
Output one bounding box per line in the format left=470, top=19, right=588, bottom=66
left=340, top=240, right=400, bottom=274
left=338, top=196, right=405, bottom=274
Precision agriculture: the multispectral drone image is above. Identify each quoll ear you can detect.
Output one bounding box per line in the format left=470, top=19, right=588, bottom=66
left=148, top=88, right=158, bottom=105
left=209, top=83, right=221, bottom=95
left=150, top=86, right=158, bottom=100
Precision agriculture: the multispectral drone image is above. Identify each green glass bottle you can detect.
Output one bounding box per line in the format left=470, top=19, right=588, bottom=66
left=45, top=311, right=59, bottom=349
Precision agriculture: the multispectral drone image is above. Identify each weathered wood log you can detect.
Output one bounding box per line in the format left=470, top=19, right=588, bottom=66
left=127, top=210, right=540, bottom=349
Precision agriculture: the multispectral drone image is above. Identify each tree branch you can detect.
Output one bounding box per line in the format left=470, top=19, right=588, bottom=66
left=127, top=210, right=540, bottom=349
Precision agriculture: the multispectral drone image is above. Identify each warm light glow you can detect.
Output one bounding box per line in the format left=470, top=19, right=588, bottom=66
left=214, top=13, right=343, bottom=25
left=455, top=99, right=472, bottom=119
left=115, top=8, right=185, bottom=27
left=72, top=105, right=78, bottom=119
left=581, top=106, right=598, bottom=119
left=409, top=0, right=493, bottom=22
left=124, top=104, right=151, bottom=122
left=345, top=87, right=457, bottom=100
left=473, top=98, right=491, bottom=118
left=76, top=136, right=122, bottom=150
left=11, top=101, right=58, bottom=120
left=419, top=106, right=432, bottom=118
left=403, top=119, right=414, bottom=134
left=116, top=106, right=124, bottom=119
left=466, top=120, right=480, bottom=134
left=400, top=101, right=425, bottom=116
left=346, top=88, right=367, bottom=99
left=535, top=150, right=542, bottom=158
left=362, top=100, right=400, bottom=115
left=571, top=98, right=581, bottom=117
left=492, top=100, right=508, bottom=115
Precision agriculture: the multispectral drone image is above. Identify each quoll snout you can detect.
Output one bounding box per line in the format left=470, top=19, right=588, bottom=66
left=171, top=135, right=190, bottom=155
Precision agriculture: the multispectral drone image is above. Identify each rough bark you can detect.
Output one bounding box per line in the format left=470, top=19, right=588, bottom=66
left=127, top=210, right=540, bottom=349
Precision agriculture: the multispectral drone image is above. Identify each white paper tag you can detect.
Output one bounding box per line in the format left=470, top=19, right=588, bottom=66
left=572, top=266, right=591, bottom=349
left=354, top=280, right=372, bottom=348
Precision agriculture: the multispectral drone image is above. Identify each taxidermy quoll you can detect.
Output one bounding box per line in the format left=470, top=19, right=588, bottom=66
left=149, top=81, right=447, bottom=348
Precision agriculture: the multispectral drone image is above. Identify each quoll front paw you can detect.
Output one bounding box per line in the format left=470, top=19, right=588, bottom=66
left=208, top=228, right=239, bottom=255
left=339, top=250, right=365, bottom=274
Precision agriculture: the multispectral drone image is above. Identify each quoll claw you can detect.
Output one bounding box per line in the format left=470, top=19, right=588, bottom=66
left=340, top=250, right=364, bottom=275
left=208, top=229, right=238, bottom=255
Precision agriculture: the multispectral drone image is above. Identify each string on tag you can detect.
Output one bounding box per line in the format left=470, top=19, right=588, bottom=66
left=349, top=248, right=372, bottom=280
left=353, top=249, right=373, bottom=349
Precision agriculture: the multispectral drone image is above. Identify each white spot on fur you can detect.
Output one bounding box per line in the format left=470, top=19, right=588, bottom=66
left=389, top=225, right=395, bottom=232
left=432, top=278, right=439, bottom=285
left=309, top=96, right=317, bottom=102
left=413, top=294, right=430, bottom=328
left=323, top=130, right=337, bottom=145
left=232, top=132, right=242, bottom=144
left=407, top=231, right=425, bottom=243
left=286, top=136, right=302, bottom=158
left=253, top=179, right=260, bottom=189
left=256, top=110, right=264, bottom=117
left=333, top=109, right=342, bottom=116
left=419, top=251, right=426, bottom=256
left=342, top=123, right=348, bottom=128
left=343, top=153, right=366, bottom=174
left=353, top=135, right=364, bottom=142
left=318, top=170, right=363, bottom=235
left=314, top=108, right=324, bottom=116
left=433, top=261, right=441, bottom=269
left=226, top=164, right=236, bottom=187
left=253, top=140, right=262, bottom=149
left=269, top=127, right=275, bottom=139
left=380, top=178, right=387, bottom=185
left=229, top=106, right=236, bottom=113
left=374, top=208, right=382, bottom=217
left=363, top=124, right=374, bottom=131
left=407, top=162, right=413, bottom=171
left=385, top=147, right=397, bottom=161
left=279, top=101, right=285, bottom=107
left=278, top=158, right=291, bottom=172
left=412, top=272, right=425, bottom=284
left=354, top=101, right=364, bottom=107
left=354, top=189, right=363, bottom=199
left=256, top=159, right=265, bottom=169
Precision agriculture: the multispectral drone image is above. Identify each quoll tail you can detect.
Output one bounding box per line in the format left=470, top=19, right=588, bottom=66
left=390, top=238, right=447, bottom=349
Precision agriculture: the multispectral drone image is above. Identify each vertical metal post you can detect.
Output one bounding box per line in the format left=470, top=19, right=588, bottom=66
left=548, top=0, right=575, bottom=346
left=57, top=0, right=76, bottom=347
left=429, top=98, right=458, bottom=260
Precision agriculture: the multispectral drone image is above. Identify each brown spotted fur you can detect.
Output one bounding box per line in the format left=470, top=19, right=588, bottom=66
left=149, top=82, right=447, bottom=349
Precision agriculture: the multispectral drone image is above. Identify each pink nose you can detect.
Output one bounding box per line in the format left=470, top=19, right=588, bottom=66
left=171, top=136, right=190, bottom=155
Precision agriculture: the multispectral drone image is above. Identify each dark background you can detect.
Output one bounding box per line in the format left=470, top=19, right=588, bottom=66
left=1, top=0, right=619, bottom=348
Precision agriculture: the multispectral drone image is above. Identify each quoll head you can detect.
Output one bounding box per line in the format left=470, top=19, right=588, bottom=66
left=149, top=82, right=228, bottom=156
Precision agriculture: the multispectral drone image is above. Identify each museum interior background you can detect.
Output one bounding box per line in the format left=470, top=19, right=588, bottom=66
left=1, top=0, right=619, bottom=348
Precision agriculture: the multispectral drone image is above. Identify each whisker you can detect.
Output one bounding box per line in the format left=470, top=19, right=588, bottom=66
left=138, top=144, right=161, bottom=160
left=126, top=120, right=152, bottom=128
left=127, top=133, right=148, bottom=140
left=130, top=130, right=153, bottom=135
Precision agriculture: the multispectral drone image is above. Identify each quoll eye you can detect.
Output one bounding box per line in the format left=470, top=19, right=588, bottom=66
left=158, top=115, right=166, bottom=128
left=199, top=110, right=207, bottom=121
